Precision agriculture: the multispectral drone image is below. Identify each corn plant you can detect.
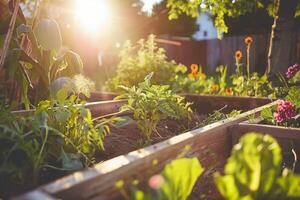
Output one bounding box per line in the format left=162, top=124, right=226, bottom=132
left=116, top=73, right=192, bottom=140
left=3, top=18, right=84, bottom=108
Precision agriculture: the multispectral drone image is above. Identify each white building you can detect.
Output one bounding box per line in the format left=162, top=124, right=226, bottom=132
left=193, top=12, right=218, bottom=40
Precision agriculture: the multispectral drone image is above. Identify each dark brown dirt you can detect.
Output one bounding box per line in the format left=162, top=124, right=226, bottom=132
left=95, top=113, right=207, bottom=161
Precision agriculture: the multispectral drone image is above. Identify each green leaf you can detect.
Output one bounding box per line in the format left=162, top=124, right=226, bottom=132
left=34, top=19, right=62, bottom=51
left=260, top=107, right=274, bottom=121
left=285, top=87, right=300, bottom=108
left=55, top=110, right=70, bottom=123
left=56, top=88, right=68, bottom=104
left=36, top=100, right=51, bottom=114
left=214, top=133, right=290, bottom=200
left=50, top=77, right=71, bottom=97
left=111, top=116, right=134, bottom=128
left=161, top=158, right=203, bottom=200
left=60, top=149, right=83, bottom=171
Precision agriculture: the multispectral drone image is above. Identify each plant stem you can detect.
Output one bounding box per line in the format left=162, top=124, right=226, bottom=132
left=0, top=0, right=21, bottom=70
left=33, top=126, right=49, bottom=184
left=246, top=44, right=250, bottom=80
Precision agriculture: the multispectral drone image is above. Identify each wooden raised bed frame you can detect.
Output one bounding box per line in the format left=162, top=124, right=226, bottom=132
left=15, top=97, right=280, bottom=200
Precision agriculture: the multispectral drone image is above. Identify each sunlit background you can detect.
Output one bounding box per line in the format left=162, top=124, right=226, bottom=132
left=74, top=0, right=112, bottom=33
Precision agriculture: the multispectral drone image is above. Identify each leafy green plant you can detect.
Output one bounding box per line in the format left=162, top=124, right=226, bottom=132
left=0, top=104, right=42, bottom=196
left=0, top=91, right=125, bottom=198
left=106, top=35, right=186, bottom=92
left=214, top=133, right=300, bottom=200
left=232, top=72, right=274, bottom=97
left=173, top=65, right=232, bottom=96
left=116, top=73, right=192, bottom=140
left=117, top=158, right=203, bottom=200
left=3, top=18, right=84, bottom=108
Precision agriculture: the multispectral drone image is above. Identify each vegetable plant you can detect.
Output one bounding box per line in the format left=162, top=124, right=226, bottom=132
left=116, top=157, right=203, bottom=200
left=214, top=133, right=300, bottom=200
left=0, top=91, right=124, bottom=198
left=116, top=73, right=192, bottom=140
left=106, top=35, right=186, bottom=92
left=3, top=18, right=84, bottom=108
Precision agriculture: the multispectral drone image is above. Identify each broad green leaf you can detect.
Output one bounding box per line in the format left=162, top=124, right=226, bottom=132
left=161, top=158, right=203, bottom=200
left=56, top=89, right=68, bottom=104
left=214, top=133, right=300, bottom=200
left=34, top=19, right=62, bottom=51
left=50, top=77, right=71, bottom=97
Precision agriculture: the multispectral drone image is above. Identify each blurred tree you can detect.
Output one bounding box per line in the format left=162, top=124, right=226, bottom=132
left=165, top=0, right=300, bottom=76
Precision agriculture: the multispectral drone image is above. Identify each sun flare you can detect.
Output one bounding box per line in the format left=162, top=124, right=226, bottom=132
left=75, top=0, right=111, bottom=33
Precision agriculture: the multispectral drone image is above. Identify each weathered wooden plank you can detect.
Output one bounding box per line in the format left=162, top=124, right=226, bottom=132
left=231, top=122, right=300, bottom=141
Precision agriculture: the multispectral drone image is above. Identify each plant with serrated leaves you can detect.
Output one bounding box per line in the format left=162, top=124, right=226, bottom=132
left=116, top=73, right=192, bottom=140
left=214, top=133, right=300, bottom=200
left=36, top=90, right=115, bottom=163
left=0, top=102, right=49, bottom=197
left=106, top=34, right=186, bottom=92
left=0, top=92, right=126, bottom=198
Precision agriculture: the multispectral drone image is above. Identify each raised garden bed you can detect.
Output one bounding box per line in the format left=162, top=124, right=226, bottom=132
left=15, top=100, right=279, bottom=200
left=233, top=118, right=300, bottom=172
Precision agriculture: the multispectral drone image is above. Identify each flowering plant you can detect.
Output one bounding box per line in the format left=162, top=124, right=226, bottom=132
left=261, top=87, right=300, bottom=127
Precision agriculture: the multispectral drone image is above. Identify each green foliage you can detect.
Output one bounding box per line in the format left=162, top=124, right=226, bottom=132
left=285, top=87, right=300, bottom=109
left=116, top=73, right=192, bottom=139
left=3, top=18, right=85, bottom=108
left=165, top=0, right=300, bottom=37
left=106, top=35, right=186, bottom=91
left=0, top=105, right=42, bottom=196
left=214, top=133, right=300, bottom=200
left=232, top=72, right=274, bottom=97
left=131, top=158, right=203, bottom=200
left=173, top=65, right=231, bottom=96
left=261, top=87, right=300, bottom=127
left=0, top=94, right=123, bottom=197
left=33, top=19, right=62, bottom=51
left=260, top=107, right=275, bottom=123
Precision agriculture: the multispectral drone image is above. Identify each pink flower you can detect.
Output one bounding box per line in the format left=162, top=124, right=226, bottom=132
left=286, top=63, right=300, bottom=79
left=273, top=100, right=296, bottom=123
left=148, top=174, right=164, bottom=190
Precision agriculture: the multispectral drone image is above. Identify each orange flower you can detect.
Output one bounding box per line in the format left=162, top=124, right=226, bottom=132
left=212, top=84, right=219, bottom=92
left=225, top=88, right=234, bottom=96
left=190, top=64, right=199, bottom=74
left=235, top=50, right=242, bottom=61
left=244, top=36, right=253, bottom=45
